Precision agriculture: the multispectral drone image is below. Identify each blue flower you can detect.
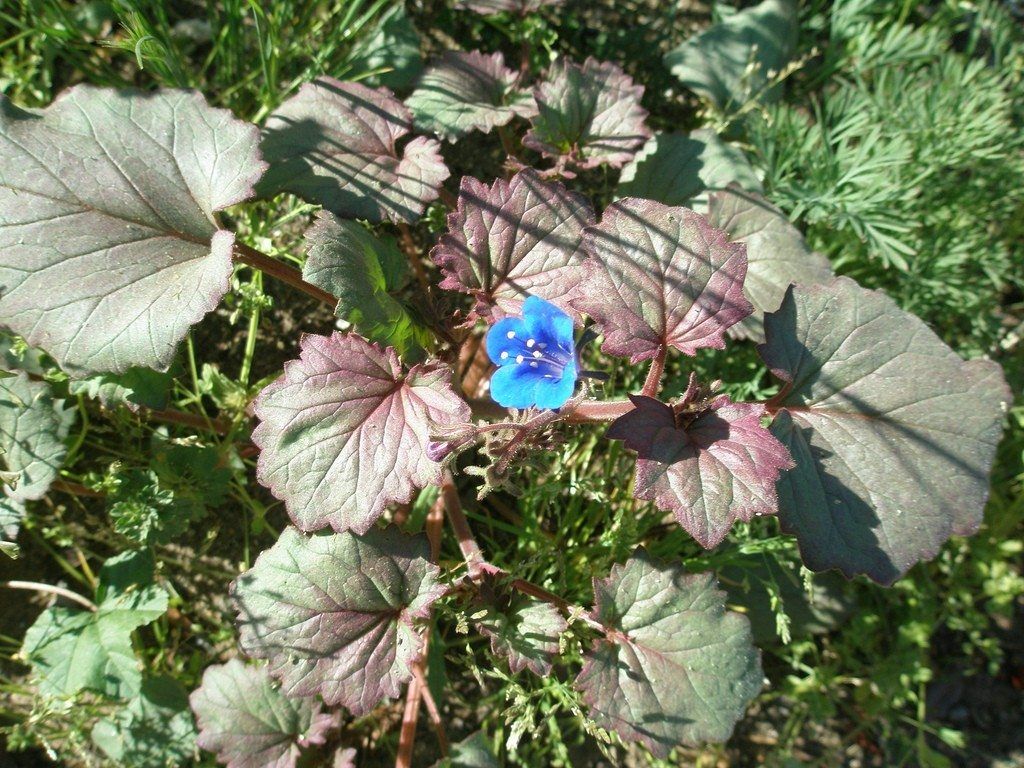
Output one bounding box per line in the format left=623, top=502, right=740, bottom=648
left=486, top=296, right=578, bottom=410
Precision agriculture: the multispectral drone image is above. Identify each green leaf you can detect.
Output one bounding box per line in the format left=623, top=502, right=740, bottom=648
left=303, top=212, right=431, bottom=359
left=348, top=3, right=423, bottom=91
left=575, top=549, right=762, bottom=758
left=68, top=367, right=173, bottom=412
left=707, top=185, right=833, bottom=341
left=190, top=659, right=336, bottom=768
left=476, top=591, right=567, bottom=676
left=0, top=372, right=75, bottom=502
left=0, top=86, right=266, bottom=374
left=106, top=468, right=201, bottom=545
left=0, top=494, right=24, bottom=558
left=432, top=731, right=499, bottom=768
left=92, top=675, right=198, bottom=767
left=617, top=130, right=763, bottom=210
left=22, top=549, right=168, bottom=697
left=760, top=277, right=1011, bottom=584
left=664, top=0, right=797, bottom=110
left=232, top=526, right=445, bottom=716
left=407, top=50, right=535, bottom=141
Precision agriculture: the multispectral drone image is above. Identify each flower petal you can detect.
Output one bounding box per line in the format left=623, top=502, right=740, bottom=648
left=522, top=296, right=574, bottom=348
left=489, top=363, right=541, bottom=409
left=532, top=359, right=578, bottom=410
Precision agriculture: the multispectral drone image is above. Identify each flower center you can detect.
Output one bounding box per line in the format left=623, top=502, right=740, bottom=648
left=499, top=336, right=572, bottom=379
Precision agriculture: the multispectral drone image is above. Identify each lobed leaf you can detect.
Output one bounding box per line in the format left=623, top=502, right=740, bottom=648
left=607, top=394, right=794, bottom=548
left=476, top=593, right=567, bottom=676
left=0, top=372, right=74, bottom=502
left=617, top=129, right=762, bottom=210
left=573, top=198, right=752, bottom=363
left=22, top=549, right=168, bottom=697
left=92, top=675, right=198, bottom=767
left=708, top=185, right=833, bottom=341
left=303, top=212, right=430, bottom=358
left=524, top=58, right=651, bottom=170
left=190, top=659, right=336, bottom=768
left=407, top=51, right=535, bottom=141
left=68, top=367, right=173, bottom=413
left=575, top=549, right=762, bottom=757
left=258, top=78, right=449, bottom=223
left=761, top=277, right=1011, bottom=584
left=0, top=86, right=265, bottom=374
left=253, top=332, right=469, bottom=533
left=664, top=0, right=798, bottom=110
left=232, top=526, right=445, bottom=716
left=431, top=169, right=595, bottom=320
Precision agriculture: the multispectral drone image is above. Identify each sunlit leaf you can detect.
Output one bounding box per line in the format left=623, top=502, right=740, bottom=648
left=407, top=51, right=535, bottom=141
left=432, top=169, right=595, bottom=320
left=303, top=212, right=430, bottom=358
left=575, top=549, right=762, bottom=757
left=524, top=58, right=651, bottom=170
left=190, top=659, right=336, bottom=768
left=92, top=675, right=198, bottom=767
left=22, top=549, right=168, bottom=697
left=608, top=393, right=794, bottom=548
left=0, top=372, right=74, bottom=502
left=259, top=78, right=449, bottom=223
left=708, top=185, right=833, bottom=341
left=476, top=590, right=567, bottom=675
left=0, top=86, right=265, bottom=374
left=348, top=3, right=423, bottom=91
left=665, top=0, right=798, bottom=110
left=573, top=198, right=751, bottom=363
left=232, top=526, right=445, bottom=716
left=253, top=333, right=469, bottom=533
left=617, top=130, right=762, bottom=209
left=761, top=277, right=1011, bottom=584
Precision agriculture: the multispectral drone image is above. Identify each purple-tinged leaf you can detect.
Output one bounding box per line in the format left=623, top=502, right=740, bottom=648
left=232, top=526, right=445, bottom=716
left=0, top=87, right=265, bottom=375
left=407, top=51, right=535, bottom=141
left=0, top=372, right=75, bottom=502
left=617, top=130, right=762, bottom=209
left=524, top=58, right=651, bottom=170
left=761, top=277, right=1011, bottom=584
left=190, top=659, right=336, bottom=768
left=575, top=549, right=762, bottom=758
left=454, top=0, right=563, bottom=15
left=253, top=332, right=470, bottom=533
left=431, top=170, right=595, bottom=320
left=607, top=393, right=794, bottom=548
left=708, top=185, right=833, bottom=341
left=573, top=198, right=752, bottom=363
left=476, top=593, right=567, bottom=676
left=258, top=78, right=449, bottom=223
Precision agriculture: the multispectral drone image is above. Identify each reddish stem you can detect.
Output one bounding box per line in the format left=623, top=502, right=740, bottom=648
left=50, top=479, right=105, bottom=498
left=641, top=349, right=667, bottom=398
left=233, top=242, right=336, bottom=306
left=146, top=408, right=234, bottom=436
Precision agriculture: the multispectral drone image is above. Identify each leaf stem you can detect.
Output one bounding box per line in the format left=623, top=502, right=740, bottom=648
left=145, top=408, right=234, bottom=436
left=232, top=242, right=336, bottom=306
left=50, top=479, right=105, bottom=498
left=641, top=348, right=667, bottom=398
left=1, top=580, right=97, bottom=612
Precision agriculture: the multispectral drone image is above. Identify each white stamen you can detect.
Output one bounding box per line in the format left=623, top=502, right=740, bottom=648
left=533, top=350, right=542, bottom=359
left=543, top=374, right=553, bottom=378
left=506, top=330, right=515, bottom=339
left=500, top=351, right=508, bottom=360
left=516, top=355, right=524, bottom=364
left=530, top=361, right=538, bottom=368
left=526, top=338, right=535, bottom=348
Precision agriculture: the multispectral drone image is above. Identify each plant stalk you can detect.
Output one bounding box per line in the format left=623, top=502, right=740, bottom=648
left=233, top=242, right=336, bottom=306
